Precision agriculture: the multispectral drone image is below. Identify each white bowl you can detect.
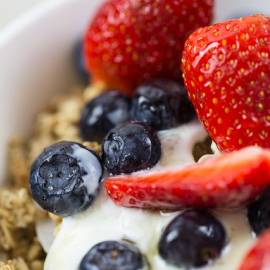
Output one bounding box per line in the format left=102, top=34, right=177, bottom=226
left=0, top=0, right=270, bottom=184
left=0, top=0, right=106, bottom=182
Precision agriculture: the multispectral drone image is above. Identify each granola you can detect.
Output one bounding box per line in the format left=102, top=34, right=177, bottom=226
left=1, top=82, right=105, bottom=269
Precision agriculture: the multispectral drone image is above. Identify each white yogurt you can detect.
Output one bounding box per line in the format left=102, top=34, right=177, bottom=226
left=71, top=143, right=102, bottom=195
left=44, top=119, right=255, bottom=270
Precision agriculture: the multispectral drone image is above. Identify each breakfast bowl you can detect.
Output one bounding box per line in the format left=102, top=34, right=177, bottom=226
left=1, top=0, right=270, bottom=269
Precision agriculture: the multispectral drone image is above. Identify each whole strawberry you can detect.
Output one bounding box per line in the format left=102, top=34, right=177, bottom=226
left=84, top=0, right=214, bottom=95
left=182, top=14, right=270, bottom=152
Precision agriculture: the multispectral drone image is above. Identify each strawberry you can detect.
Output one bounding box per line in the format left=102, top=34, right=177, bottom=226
left=105, top=146, right=270, bottom=210
left=238, top=228, right=270, bottom=270
left=84, top=0, right=214, bottom=95
left=181, top=14, right=270, bottom=152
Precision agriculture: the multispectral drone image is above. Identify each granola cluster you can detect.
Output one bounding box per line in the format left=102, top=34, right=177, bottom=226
left=0, top=187, right=45, bottom=270
left=0, top=83, right=104, bottom=269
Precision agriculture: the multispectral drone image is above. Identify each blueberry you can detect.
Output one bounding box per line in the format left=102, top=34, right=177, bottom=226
left=130, top=78, right=196, bottom=130
left=158, top=209, right=227, bottom=268
left=102, top=120, right=161, bottom=175
left=80, top=91, right=131, bottom=143
left=75, top=39, right=90, bottom=81
left=29, top=141, right=103, bottom=217
left=80, top=241, right=147, bottom=270
left=247, top=186, right=270, bottom=235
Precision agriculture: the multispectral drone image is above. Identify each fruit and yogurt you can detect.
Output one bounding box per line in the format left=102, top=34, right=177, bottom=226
left=27, top=0, right=270, bottom=269
left=40, top=121, right=258, bottom=270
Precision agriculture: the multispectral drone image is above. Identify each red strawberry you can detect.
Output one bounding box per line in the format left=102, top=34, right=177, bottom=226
left=84, top=0, right=214, bottom=95
left=238, top=228, right=270, bottom=270
left=181, top=14, right=270, bottom=152
left=106, top=146, right=270, bottom=210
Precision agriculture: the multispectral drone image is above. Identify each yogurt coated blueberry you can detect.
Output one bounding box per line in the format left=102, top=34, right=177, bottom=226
left=29, top=141, right=103, bottom=217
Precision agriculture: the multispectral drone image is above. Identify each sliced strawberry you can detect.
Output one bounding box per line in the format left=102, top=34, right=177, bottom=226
left=105, top=146, right=270, bottom=210
left=181, top=14, right=270, bottom=152
left=84, top=0, right=214, bottom=95
left=238, top=228, right=270, bottom=270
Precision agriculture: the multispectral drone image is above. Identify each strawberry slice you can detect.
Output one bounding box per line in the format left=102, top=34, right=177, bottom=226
left=238, top=228, right=270, bottom=270
left=84, top=0, right=214, bottom=95
left=105, top=146, right=270, bottom=210
left=181, top=14, right=270, bottom=152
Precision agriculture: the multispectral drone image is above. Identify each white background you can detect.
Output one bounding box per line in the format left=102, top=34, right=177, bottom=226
left=0, top=0, right=46, bottom=30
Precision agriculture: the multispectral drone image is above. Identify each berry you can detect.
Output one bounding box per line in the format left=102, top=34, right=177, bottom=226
left=84, top=0, right=214, bottom=94
left=102, top=120, right=161, bottom=175
left=106, top=146, right=270, bottom=209
left=158, top=209, right=226, bottom=268
left=238, top=228, right=270, bottom=270
left=79, top=241, right=146, bottom=270
left=80, top=90, right=131, bottom=143
left=75, top=39, right=90, bottom=81
left=29, top=141, right=103, bottom=217
left=181, top=14, right=270, bottom=152
left=130, top=78, right=196, bottom=130
left=248, top=186, right=270, bottom=235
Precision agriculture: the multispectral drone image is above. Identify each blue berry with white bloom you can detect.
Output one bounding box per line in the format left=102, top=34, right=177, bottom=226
left=102, top=120, right=161, bottom=175
left=158, top=209, right=226, bottom=269
left=248, top=186, right=270, bottom=235
left=80, top=241, right=147, bottom=270
left=80, top=90, right=131, bottom=143
left=29, top=141, right=103, bottom=217
left=130, top=78, right=196, bottom=130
